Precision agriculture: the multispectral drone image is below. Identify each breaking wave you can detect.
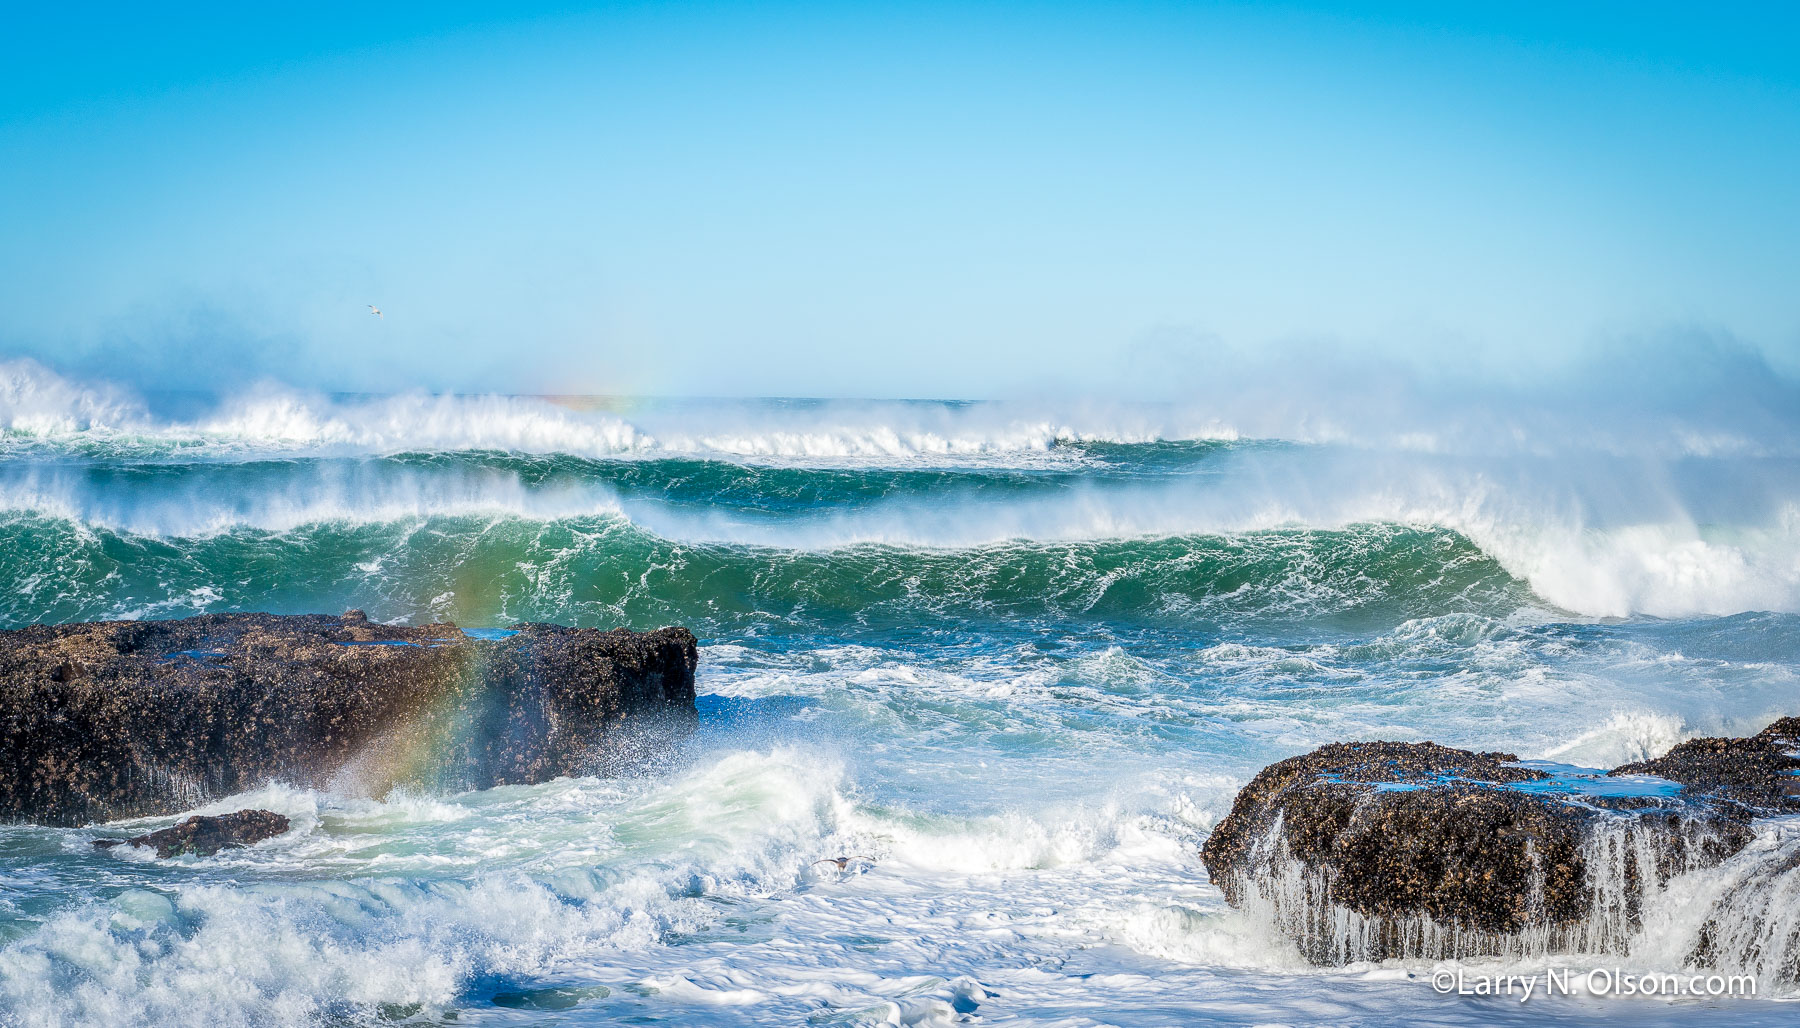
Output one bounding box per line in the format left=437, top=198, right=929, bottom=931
left=1, top=359, right=1224, bottom=461
left=1, top=441, right=1797, bottom=619
left=9, top=351, right=1800, bottom=461
left=0, top=511, right=1526, bottom=633
left=3, top=347, right=1799, bottom=1024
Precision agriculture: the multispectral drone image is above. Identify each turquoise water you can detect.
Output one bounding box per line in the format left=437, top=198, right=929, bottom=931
left=1, top=371, right=1798, bottom=1025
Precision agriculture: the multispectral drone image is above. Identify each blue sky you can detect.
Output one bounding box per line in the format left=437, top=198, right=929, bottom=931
left=2, top=1, right=1796, bottom=397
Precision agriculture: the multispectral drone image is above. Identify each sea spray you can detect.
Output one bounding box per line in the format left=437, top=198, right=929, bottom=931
left=2, top=369, right=1799, bottom=1024
left=1226, top=810, right=1784, bottom=970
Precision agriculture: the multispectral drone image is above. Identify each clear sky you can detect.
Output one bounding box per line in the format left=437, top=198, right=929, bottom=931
left=2, top=1, right=1796, bottom=398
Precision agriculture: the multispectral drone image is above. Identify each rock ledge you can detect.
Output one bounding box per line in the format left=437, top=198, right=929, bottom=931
left=95, top=809, right=292, bottom=858
left=1, top=612, right=699, bottom=825
left=1201, top=718, right=1800, bottom=976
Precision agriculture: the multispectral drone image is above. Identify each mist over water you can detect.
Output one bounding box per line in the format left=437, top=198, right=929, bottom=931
left=2, top=358, right=1799, bottom=1025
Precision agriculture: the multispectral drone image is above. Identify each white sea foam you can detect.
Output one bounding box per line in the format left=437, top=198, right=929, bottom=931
left=0, top=462, right=624, bottom=537
left=0, top=746, right=1252, bottom=1026
left=2, top=748, right=848, bottom=1027
left=4, top=647, right=1797, bottom=1026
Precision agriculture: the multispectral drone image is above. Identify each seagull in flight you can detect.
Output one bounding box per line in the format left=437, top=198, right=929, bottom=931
left=813, top=855, right=876, bottom=871
left=367, top=305, right=383, bottom=318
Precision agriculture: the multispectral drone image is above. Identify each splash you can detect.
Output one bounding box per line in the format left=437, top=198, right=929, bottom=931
left=1230, top=813, right=1798, bottom=990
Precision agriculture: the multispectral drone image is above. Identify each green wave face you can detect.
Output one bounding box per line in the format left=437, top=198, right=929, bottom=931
left=5, top=435, right=1795, bottom=627
left=0, top=511, right=1529, bottom=639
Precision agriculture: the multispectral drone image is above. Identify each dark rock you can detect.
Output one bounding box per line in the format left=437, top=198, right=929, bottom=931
left=0, top=612, right=699, bottom=825
left=1611, top=716, right=1800, bottom=814
left=93, top=808, right=291, bottom=858
left=1201, top=726, right=1785, bottom=965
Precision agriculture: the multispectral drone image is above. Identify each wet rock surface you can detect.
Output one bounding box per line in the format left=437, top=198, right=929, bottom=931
left=94, top=809, right=292, bottom=858
left=0, top=612, right=699, bottom=825
left=1612, top=716, right=1800, bottom=813
left=1202, top=720, right=1798, bottom=965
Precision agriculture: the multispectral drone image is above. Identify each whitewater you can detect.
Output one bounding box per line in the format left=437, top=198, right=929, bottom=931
left=2, top=359, right=1799, bottom=1026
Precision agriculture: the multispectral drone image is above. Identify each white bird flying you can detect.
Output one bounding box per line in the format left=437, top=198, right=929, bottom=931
left=368, top=305, right=383, bottom=318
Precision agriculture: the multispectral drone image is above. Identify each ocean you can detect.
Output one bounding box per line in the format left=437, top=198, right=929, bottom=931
left=0, top=360, right=1796, bottom=1025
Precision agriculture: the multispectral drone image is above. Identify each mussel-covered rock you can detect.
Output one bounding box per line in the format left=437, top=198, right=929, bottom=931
left=1, top=612, right=700, bottom=825
left=1202, top=720, right=1800, bottom=969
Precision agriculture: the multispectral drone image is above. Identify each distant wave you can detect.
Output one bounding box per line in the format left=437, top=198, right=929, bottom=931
left=6, top=358, right=1800, bottom=619
left=10, top=355, right=1800, bottom=461
left=0, top=360, right=1229, bottom=461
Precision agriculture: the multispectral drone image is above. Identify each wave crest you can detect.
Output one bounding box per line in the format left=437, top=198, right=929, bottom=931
left=2, top=360, right=1231, bottom=461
